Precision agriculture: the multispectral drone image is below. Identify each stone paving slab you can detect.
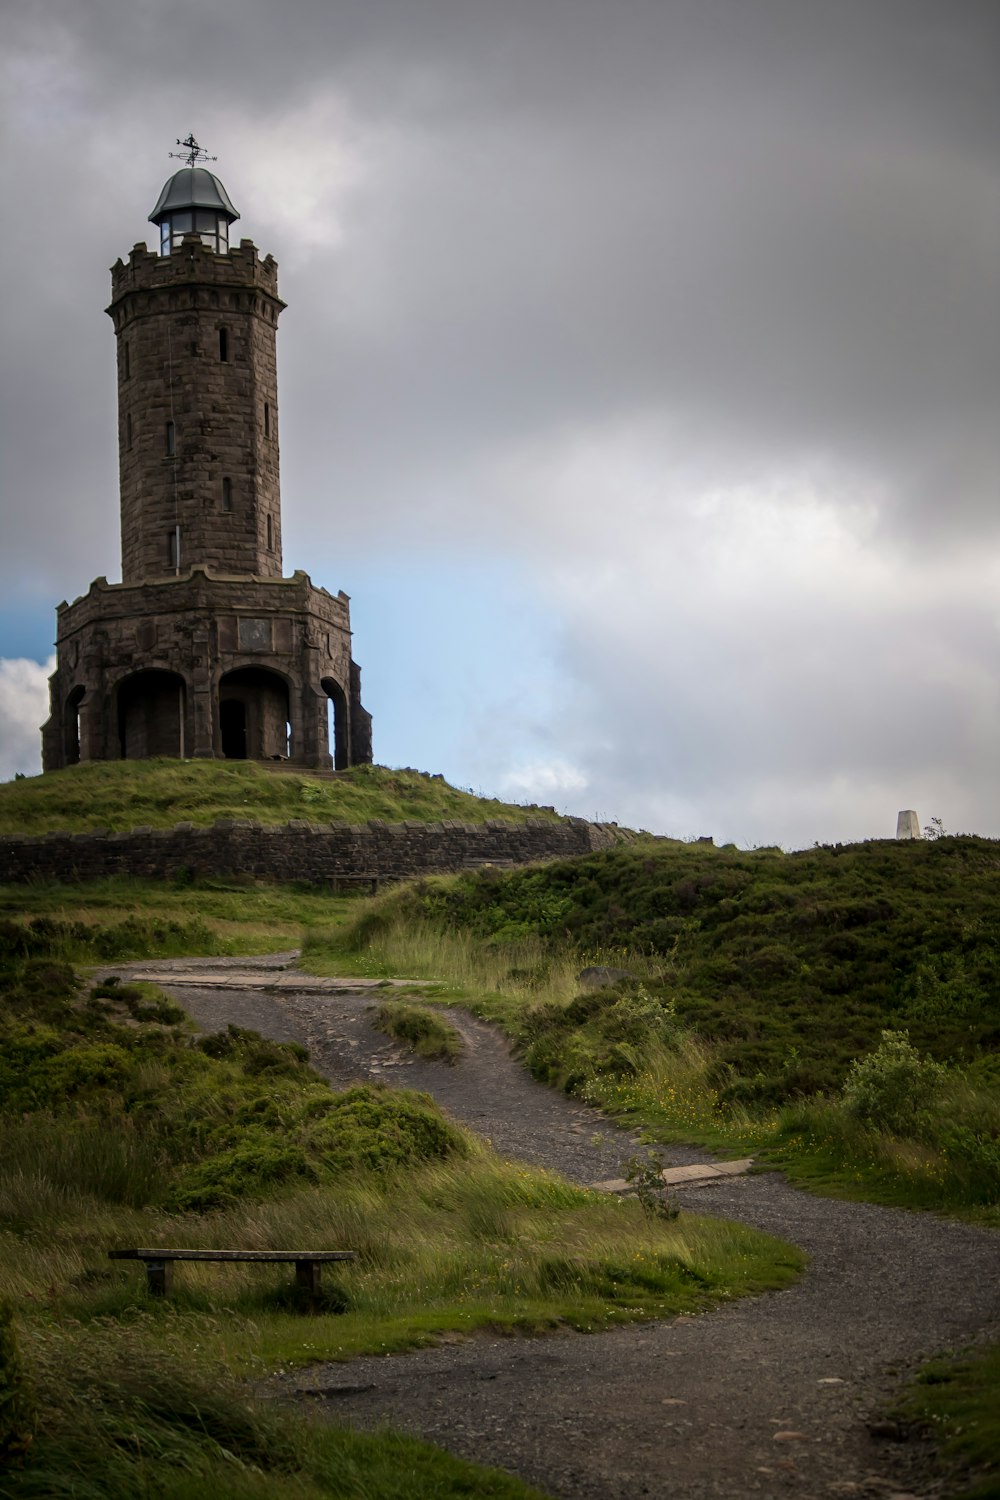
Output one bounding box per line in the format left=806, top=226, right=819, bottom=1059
left=591, top=1157, right=755, bottom=1192
left=126, top=968, right=425, bottom=993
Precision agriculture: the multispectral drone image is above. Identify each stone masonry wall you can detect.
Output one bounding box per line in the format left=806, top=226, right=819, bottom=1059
left=109, top=239, right=284, bottom=583
left=0, top=818, right=630, bottom=886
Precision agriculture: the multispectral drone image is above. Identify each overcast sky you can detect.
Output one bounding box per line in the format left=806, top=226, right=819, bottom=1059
left=2, top=0, right=998, bottom=846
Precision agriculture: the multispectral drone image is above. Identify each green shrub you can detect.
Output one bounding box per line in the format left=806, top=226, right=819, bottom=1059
left=373, top=1001, right=462, bottom=1063
left=169, top=1136, right=316, bottom=1211
left=842, top=1030, right=946, bottom=1132
left=196, top=1025, right=310, bottom=1076
left=306, top=1087, right=468, bottom=1174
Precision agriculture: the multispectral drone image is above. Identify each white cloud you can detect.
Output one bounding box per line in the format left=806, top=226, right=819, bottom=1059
left=0, top=658, right=52, bottom=783
left=497, top=759, right=588, bottom=810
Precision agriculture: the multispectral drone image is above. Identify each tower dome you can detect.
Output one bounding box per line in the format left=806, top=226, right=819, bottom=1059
left=149, top=166, right=239, bottom=255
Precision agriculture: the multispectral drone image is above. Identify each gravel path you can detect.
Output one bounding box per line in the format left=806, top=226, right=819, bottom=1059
left=116, top=955, right=1000, bottom=1500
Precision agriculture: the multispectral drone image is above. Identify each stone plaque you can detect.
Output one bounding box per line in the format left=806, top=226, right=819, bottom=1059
left=238, top=617, right=272, bottom=652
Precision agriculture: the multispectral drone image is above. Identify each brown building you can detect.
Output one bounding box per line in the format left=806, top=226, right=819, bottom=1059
left=42, top=153, right=372, bottom=771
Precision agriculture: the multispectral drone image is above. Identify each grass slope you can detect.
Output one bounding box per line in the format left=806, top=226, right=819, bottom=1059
left=0, top=760, right=565, bottom=836
left=340, top=837, right=1000, bottom=1096
left=0, top=875, right=353, bottom=961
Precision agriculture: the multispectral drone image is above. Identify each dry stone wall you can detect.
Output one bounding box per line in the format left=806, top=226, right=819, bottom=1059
left=0, top=817, right=630, bottom=886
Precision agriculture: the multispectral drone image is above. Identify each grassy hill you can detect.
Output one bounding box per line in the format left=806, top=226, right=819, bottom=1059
left=0, top=760, right=566, bottom=836
left=351, top=835, right=1000, bottom=1093
left=310, top=834, right=1000, bottom=1223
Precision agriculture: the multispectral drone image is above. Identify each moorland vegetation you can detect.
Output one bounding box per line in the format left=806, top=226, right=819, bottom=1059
left=0, top=925, right=798, bottom=1498
left=307, top=836, right=1000, bottom=1222
left=2, top=763, right=998, bottom=1497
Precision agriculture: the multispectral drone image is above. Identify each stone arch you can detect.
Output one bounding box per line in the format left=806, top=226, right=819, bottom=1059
left=116, top=669, right=187, bottom=759
left=218, top=666, right=291, bottom=760
left=65, top=685, right=86, bottom=766
left=322, top=677, right=349, bottom=770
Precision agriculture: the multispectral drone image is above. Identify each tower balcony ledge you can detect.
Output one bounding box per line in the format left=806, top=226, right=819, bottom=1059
left=55, top=567, right=352, bottom=636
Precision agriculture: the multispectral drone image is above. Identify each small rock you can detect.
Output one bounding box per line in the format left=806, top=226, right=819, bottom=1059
left=817, top=1376, right=846, bottom=1385
left=773, top=1430, right=807, bottom=1442
left=660, top=1398, right=687, bottom=1406
left=866, top=1419, right=906, bottom=1442
left=577, top=965, right=632, bottom=988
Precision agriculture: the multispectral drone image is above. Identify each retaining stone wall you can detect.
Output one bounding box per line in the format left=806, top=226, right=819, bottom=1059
left=0, top=817, right=629, bottom=886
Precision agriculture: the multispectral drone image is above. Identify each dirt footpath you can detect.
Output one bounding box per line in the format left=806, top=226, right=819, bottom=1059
left=119, top=956, right=1000, bottom=1500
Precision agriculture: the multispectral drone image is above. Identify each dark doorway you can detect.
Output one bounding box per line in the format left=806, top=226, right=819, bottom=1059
left=117, top=671, right=186, bottom=759
left=218, top=667, right=290, bottom=760
left=220, top=699, right=248, bottom=759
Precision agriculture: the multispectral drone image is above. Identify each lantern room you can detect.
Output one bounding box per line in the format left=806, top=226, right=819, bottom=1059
left=148, top=164, right=240, bottom=255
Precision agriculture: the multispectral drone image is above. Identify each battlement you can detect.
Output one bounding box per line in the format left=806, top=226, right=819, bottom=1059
left=109, top=238, right=283, bottom=309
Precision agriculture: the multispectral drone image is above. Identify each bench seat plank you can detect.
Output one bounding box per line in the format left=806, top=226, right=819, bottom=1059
left=109, top=1249, right=356, bottom=1263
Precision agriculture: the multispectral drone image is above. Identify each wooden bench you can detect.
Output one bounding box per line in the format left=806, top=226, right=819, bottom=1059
left=330, top=872, right=380, bottom=894
left=108, top=1248, right=357, bottom=1304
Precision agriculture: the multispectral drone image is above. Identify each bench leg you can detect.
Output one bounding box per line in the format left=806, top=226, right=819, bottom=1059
left=295, top=1260, right=321, bottom=1305
left=145, top=1259, right=173, bottom=1297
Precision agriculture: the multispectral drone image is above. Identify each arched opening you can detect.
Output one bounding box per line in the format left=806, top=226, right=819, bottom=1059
left=322, top=677, right=349, bottom=770
left=65, top=686, right=85, bottom=766
left=218, top=667, right=290, bottom=761
left=117, top=670, right=186, bottom=760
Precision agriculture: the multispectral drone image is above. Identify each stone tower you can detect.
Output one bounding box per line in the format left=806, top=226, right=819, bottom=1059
left=42, top=149, right=372, bottom=772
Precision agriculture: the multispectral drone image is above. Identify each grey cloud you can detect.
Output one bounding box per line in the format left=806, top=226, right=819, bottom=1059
left=3, top=1, right=999, bottom=843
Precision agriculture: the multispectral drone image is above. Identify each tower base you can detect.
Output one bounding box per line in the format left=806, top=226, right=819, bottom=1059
left=42, top=567, right=372, bottom=772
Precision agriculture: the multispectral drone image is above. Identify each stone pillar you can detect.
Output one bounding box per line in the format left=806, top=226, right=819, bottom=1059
left=896, top=810, right=921, bottom=839
left=191, top=661, right=216, bottom=758
left=78, top=693, right=104, bottom=763
left=349, top=660, right=373, bottom=765
left=299, top=686, right=333, bottom=769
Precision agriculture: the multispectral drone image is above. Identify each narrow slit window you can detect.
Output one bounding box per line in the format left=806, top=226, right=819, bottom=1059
left=168, top=527, right=181, bottom=570
left=219, top=327, right=228, bottom=362
left=263, top=401, right=270, bottom=437
left=123, top=342, right=130, bottom=380
left=165, top=420, right=175, bottom=456
left=222, top=477, right=232, bottom=512
left=126, top=413, right=133, bottom=450
left=266, top=514, right=273, bottom=550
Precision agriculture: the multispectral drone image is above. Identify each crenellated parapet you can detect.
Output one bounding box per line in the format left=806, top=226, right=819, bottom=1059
left=108, top=238, right=283, bottom=315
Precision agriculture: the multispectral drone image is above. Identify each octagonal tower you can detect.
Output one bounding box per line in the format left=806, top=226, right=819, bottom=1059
left=42, top=144, right=372, bottom=772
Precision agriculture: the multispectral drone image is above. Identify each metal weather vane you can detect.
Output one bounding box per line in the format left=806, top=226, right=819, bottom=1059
left=169, top=134, right=217, bottom=168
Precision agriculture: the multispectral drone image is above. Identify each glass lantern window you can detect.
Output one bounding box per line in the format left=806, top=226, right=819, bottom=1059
left=159, top=211, right=231, bottom=256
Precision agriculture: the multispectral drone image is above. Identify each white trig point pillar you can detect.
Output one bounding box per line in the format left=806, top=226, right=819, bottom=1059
left=896, top=810, right=921, bottom=839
